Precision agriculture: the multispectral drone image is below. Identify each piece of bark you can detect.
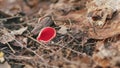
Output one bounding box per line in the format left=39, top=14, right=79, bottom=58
left=31, top=16, right=54, bottom=35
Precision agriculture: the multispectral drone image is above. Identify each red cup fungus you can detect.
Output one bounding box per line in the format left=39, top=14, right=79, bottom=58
left=37, top=27, right=56, bottom=43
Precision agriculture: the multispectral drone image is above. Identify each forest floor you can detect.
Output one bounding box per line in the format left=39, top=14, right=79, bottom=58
left=0, top=0, right=120, bottom=68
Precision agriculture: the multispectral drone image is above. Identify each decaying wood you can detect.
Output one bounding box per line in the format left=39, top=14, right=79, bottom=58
left=31, top=16, right=54, bottom=35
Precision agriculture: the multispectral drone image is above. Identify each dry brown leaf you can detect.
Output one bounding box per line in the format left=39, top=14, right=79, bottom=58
left=0, top=27, right=27, bottom=44
left=0, top=32, right=15, bottom=44
left=11, top=27, right=27, bottom=35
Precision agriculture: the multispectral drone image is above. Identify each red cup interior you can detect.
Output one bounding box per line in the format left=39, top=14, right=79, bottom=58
left=37, top=27, right=56, bottom=42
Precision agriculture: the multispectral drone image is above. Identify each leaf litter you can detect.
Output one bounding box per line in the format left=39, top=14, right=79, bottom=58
left=0, top=0, right=120, bottom=68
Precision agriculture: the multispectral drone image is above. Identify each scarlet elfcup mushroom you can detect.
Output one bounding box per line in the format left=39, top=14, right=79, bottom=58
left=37, top=27, right=56, bottom=43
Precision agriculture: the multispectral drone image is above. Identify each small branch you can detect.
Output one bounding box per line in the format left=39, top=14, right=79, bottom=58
left=3, top=38, right=15, bottom=53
